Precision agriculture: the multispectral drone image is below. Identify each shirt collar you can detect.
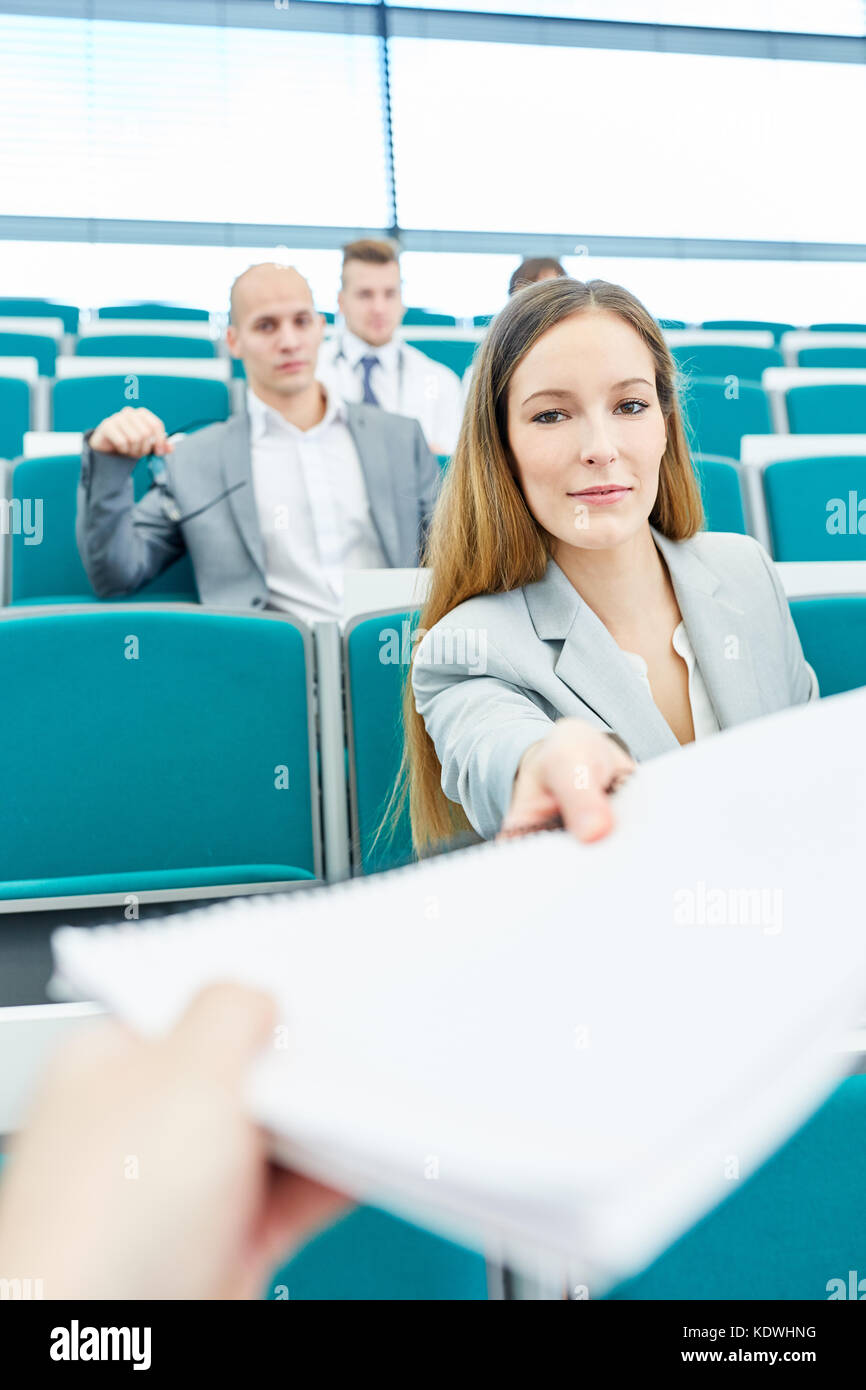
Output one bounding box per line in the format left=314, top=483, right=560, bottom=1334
left=340, top=326, right=399, bottom=371
left=247, top=383, right=344, bottom=442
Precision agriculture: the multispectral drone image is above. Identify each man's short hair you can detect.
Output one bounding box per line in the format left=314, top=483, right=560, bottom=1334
left=509, top=257, right=567, bottom=296
left=341, top=238, right=400, bottom=286
left=228, top=262, right=309, bottom=324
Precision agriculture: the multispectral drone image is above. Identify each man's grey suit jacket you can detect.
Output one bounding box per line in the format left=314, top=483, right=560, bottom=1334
left=412, top=527, right=817, bottom=840
left=76, top=404, right=442, bottom=608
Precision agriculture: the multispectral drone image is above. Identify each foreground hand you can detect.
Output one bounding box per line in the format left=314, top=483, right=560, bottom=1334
left=0, top=983, right=350, bottom=1300
left=500, top=718, right=635, bottom=844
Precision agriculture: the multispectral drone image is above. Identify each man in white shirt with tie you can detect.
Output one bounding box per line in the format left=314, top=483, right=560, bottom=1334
left=77, top=264, right=442, bottom=622
left=316, top=239, right=464, bottom=457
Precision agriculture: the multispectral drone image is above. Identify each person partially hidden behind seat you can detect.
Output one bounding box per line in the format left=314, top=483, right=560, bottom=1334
left=316, top=239, right=464, bottom=457
left=508, top=257, right=567, bottom=297
left=75, top=264, right=442, bottom=625
left=406, top=277, right=818, bottom=850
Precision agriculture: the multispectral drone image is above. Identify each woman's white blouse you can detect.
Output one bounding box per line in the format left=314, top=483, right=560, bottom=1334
left=621, top=621, right=819, bottom=741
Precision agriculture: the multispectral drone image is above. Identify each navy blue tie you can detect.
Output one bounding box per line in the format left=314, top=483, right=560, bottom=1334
left=359, top=354, right=381, bottom=407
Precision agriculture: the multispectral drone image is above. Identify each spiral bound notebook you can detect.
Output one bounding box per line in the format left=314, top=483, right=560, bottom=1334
left=52, top=687, right=866, bottom=1289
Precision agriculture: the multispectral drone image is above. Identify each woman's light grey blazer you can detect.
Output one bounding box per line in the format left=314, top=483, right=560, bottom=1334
left=411, top=527, right=816, bottom=840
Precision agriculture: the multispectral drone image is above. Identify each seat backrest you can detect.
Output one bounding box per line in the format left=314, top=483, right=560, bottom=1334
left=789, top=596, right=866, bottom=695
left=52, top=375, right=230, bottom=433
left=693, top=456, right=747, bottom=534
left=679, top=377, right=773, bottom=460
left=809, top=322, right=866, bottom=333
left=9, top=454, right=198, bottom=603
left=673, top=343, right=783, bottom=383
left=0, top=298, right=78, bottom=333
left=75, top=334, right=216, bottom=359
left=0, top=331, right=56, bottom=376
left=607, top=1075, right=866, bottom=1299
left=0, top=607, right=320, bottom=889
left=701, top=319, right=796, bottom=344
left=402, top=309, right=457, bottom=327
left=97, top=303, right=210, bottom=321
left=764, top=456, right=866, bottom=561
left=786, top=384, right=866, bottom=434
left=345, top=609, right=418, bottom=874
left=798, top=346, right=866, bottom=370
left=403, top=337, right=477, bottom=377
left=0, top=377, right=30, bottom=459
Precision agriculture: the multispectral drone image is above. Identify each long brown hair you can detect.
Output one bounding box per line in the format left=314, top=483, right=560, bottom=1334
left=394, top=277, right=704, bottom=853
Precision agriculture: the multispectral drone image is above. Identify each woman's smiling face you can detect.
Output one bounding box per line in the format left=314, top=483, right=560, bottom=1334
left=506, top=308, right=669, bottom=553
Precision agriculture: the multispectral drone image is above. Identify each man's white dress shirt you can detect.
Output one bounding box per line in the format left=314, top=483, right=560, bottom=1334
left=247, top=386, right=386, bottom=627
left=316, top=327, right=464, bottom=456
left=622, top=621, right=819, bottom=740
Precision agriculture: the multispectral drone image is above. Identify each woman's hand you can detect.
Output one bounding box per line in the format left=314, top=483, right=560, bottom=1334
left=500, top=719, right=635, bottom=844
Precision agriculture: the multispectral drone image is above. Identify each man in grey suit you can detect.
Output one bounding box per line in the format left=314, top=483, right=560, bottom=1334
left=76, top=264, right=442, bottom=624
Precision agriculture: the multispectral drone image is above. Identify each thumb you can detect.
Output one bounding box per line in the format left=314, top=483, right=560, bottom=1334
left=168, top=981, right=278, bottom=1082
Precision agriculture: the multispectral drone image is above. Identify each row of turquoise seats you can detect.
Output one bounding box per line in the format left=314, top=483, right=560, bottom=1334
left=681, top=379, right=866, bottom=459
left=7, top=335, right=866, bottom=386
left=0, top=334, right=476, bottom=388
left=4, top=448, right=454, bottom=607
left=673, top=343, right=866, bottom=377
left=0, top=299, right=469, bottom=330
left=2, top=590, right=862, bottom=898
left=698, top=453, right=866, bottom=562
left=6, top=302, right=866, bottom=336
left=232, top=335, right=479, bottom=381
left=8, top=451, right=866, bottom=615
left=7, top=374, right=866, bottom=464
left=0, top=374, right=231, bottom=460
left=0, top=334, right=219, bottom=375
left=0, top=449, right=739, bottom=608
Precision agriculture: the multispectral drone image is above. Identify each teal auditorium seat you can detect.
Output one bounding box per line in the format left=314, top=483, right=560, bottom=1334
left=657, top=318, right=686, bottom=330
left=75, top=334, right=216, bottom=359
left=809, top=322, right=866, bottom=333
left=402, top=309, right=457, bottom=326
left=0, top=607, right=319, bottom=899
left=797, top=346, right=866, bottom=369
left=679, top=377, right=773, bottom=460
left=232, top=357, right=246, bottom=379
left=52, top=375, right=230, bottom=433
left=344, top=609, right=417, bottom=875
left=96, top=303, right=210, bottom=321
left=0, top=377, right=30, bottom=459
left=8, top=454, right=198, bottom=604
left=0, top=331, right=57, bottom=375
left=786, top=385, right=866, bottom=434
left=404, top=337, right=477, bottom=378
left=0, top=298, right=79, bottom=333
left=473, top=313, right=494, bottom=327
left=701, top=319, right=796, bottom=345
left=607, top=1076, right=866, bottom=1299
left=790, top=597, right=866, bottom=695
left=672, top=343, right=783, bottom=383
left=265, top=1207, right=488, bottom=1301
left=763, top=456, right=866, bottom=561
left=692, top=455, right=747, bottom=534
